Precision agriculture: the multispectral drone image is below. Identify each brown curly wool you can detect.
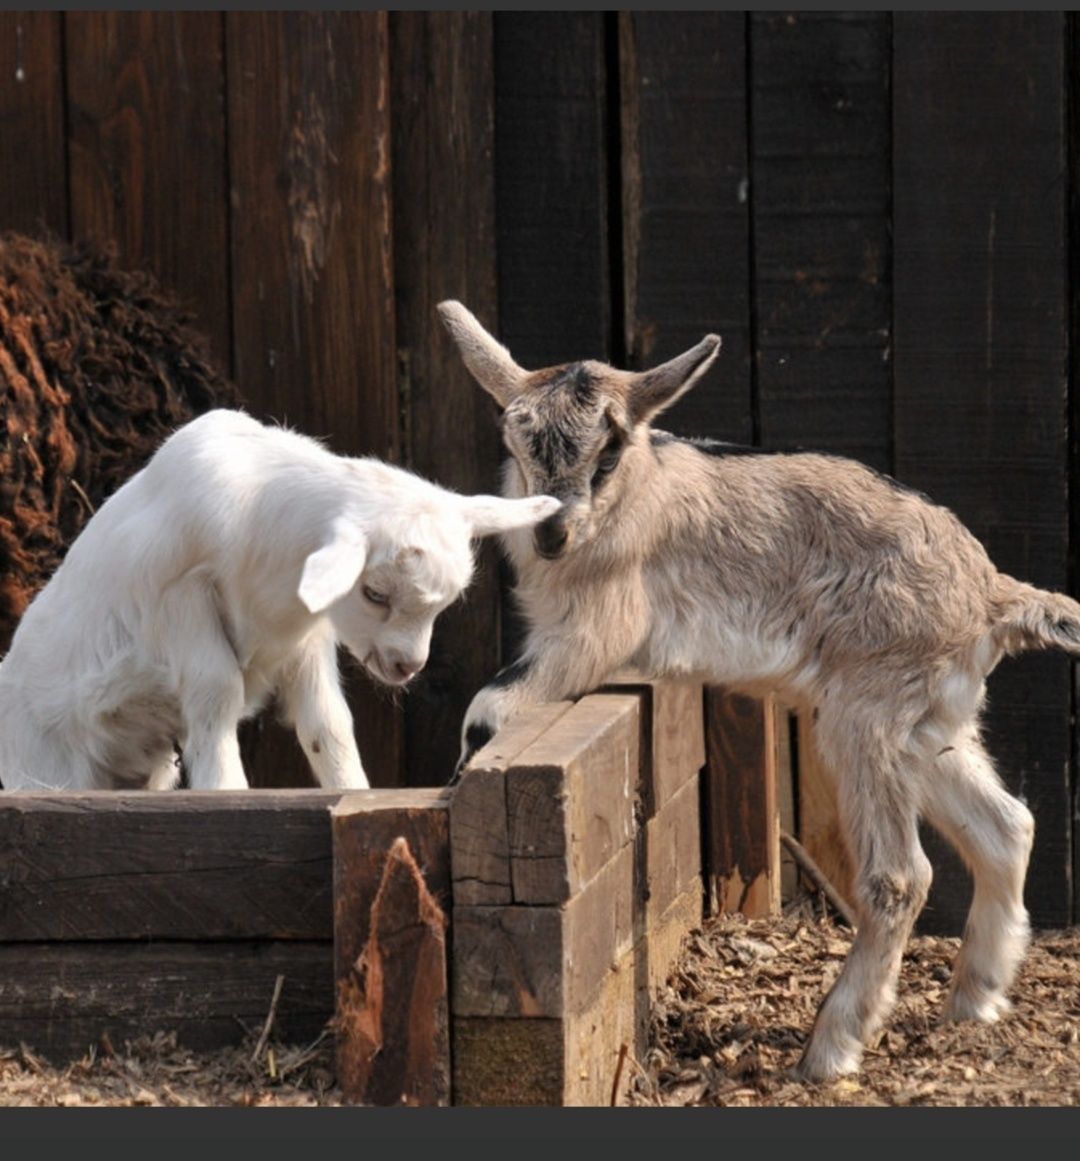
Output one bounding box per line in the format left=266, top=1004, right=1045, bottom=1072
left=0, top=233, right=241, bottom=652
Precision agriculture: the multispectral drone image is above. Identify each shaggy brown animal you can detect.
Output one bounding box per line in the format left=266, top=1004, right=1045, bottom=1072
left=0, top=233, right=240, bottom=652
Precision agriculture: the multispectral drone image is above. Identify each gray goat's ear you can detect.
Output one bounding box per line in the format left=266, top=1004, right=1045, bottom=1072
left=437, top=300, right=529, bottom=408
left=627, top=334, right=722, bottom=425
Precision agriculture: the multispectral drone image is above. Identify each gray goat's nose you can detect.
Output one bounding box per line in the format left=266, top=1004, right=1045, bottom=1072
left=533, top=515, right=569, bottom=558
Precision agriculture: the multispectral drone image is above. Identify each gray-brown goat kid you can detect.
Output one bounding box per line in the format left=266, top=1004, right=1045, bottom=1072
left=438, top=299, right=1080, bottom=1083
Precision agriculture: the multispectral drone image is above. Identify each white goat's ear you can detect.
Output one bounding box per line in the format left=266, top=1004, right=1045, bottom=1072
left=461, top=494, right=562, bottom=539
left=298, top=518, right=369, bottom=614
left=437, top=300, right=529, bottom=408
left=628, top=334, right=722, bottom=425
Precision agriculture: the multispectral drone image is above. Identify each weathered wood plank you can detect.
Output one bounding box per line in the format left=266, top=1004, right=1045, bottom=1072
left=0, top=791, right=341, bottom=941
left=452, top=844, right=635, bottom=1020
left=494, top=12, right=611, bottom=368
left=0, top=941, right=333, bottom=1061
left=332, top=789, right=450, bottom=1106
left=601, top=672, right=704, bottom=816
left=643, top=773, right=701, bottom=926
left=703, top=689, right=781, bottom=919
left=893, top=13, right=1071, bottom=930
left=0, top=12, right=66, bottom=236
left=66, top=11, right=231, bottom=365
left=751, top=11, right=892, bottom=470
left=390, top=13, right=501, bottom=789
left=620, top=11, right=751, bottom=441
left=795, top=713, right=855, bottom=913
left=226, top=12, right=402, bottom=788
left=453, top=938, right=648, bottom=1107
left=450, top=701, right=574, bottom=907
left=506, top=694, right=639, bottom=904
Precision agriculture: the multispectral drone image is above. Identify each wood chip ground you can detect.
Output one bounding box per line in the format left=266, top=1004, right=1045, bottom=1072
left=0, top=901, right=1076, bottom=1106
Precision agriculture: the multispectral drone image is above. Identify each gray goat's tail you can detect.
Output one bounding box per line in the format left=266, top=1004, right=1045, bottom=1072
left=994, top=577, right=1080, bottom=656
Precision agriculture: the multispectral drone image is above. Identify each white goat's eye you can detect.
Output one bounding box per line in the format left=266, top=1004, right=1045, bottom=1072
left=362, top=585, right=389, bottom=606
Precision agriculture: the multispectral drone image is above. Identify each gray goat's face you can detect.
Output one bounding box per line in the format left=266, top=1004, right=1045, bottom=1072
left=437, top=300, right=723, bottom=561
left=501, top=363, right=631, bottom=559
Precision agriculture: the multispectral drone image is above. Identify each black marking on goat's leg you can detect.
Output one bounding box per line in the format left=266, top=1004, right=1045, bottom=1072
left=451, top=719, right=496, bottom=786
left=490, top=656, right=532, bottom=689
left=465, top=721, right=495, bottom=754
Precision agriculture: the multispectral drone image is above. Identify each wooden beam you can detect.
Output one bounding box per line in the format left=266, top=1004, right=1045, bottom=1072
left=332, top=788, right=452, bottom=1106
left=795, top=712, right=855, bottom=913
left=0, top=790, right=342, bottom=941
left=505, top=694, right=640, bottom=905
left=0, top=941, right=333, bottom=1062
left=450, top=701, right=574, bottom=907
left=702, top=689, right=781, bottom=918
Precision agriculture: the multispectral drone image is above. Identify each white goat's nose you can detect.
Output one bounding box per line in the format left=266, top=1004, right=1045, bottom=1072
left=393, top=658, right=422, bottom=682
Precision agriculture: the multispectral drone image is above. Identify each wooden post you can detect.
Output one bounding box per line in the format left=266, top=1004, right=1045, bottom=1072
left=795, top=712, right=855, bottom=912
left=332, top=789, right=452, bottom=1106
left=702, top=688, right=781, bottom=919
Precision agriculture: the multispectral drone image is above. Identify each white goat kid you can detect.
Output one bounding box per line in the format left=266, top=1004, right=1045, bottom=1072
left=0, top=409, right=558, bottom=793
left=438, top=299, right=1080, bottom=1083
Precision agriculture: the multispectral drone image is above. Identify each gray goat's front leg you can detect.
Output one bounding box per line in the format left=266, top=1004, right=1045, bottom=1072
left=454, top=620, right=637, bottom=781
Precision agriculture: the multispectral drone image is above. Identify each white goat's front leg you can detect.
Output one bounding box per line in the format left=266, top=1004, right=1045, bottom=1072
left=279, top=633, right=368, bottom=790
left=161, top=574, right=248, bottom=791
left=457, top=590, right=645, bottom=778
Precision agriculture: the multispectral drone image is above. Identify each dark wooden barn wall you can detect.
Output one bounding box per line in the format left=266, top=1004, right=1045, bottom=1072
left=0, top=12, right=1075, bottom=927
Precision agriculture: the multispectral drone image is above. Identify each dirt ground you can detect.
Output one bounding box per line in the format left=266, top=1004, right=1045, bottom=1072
left=1, top=902, right=1077, bottom=1107
left=625, top=903, right=1080, bottom=1107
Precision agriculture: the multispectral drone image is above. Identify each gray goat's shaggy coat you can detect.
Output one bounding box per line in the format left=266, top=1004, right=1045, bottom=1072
left=438, top=299, right=1080, bottom=1082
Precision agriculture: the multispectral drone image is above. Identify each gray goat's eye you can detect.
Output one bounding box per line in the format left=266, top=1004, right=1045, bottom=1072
left=591, top=435, right=623, bottom=488
left=362, top=585, right=389, bottom=606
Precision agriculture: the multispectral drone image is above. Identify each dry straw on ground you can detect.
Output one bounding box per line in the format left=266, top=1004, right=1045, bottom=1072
left=0, top=903, right=1076, bottom=1106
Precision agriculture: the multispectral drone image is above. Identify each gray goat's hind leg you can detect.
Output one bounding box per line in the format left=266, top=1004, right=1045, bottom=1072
left=922, top=737, right=1034, bottom=1023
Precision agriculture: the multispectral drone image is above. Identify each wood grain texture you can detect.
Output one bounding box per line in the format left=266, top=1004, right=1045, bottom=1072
left=389, top=13, right=502, bottom=788
left=0, top=941, right=333, bottom=1061
left=795, top=713, right=855, bottom=913
left=66, top=11, right=231, bottom=365
left=601, top=672, right=705, bottom=816
left=0, top=791, right=341, bottom=941
left=333, top=792, right=451, bottom=1107
left=703, top=689, right=781, bottom=919
left=751, top=11, right=891, bottom=470
left=493, top=12, right=611, bottom=367
left=643, top=774, right=701, bottom=925
left=893, top=13, right=1071, bottom=930
left=452, top=844, right=635, bottom=1021
left=450, top=701, right=574, bottom=907
left=506, top=694, right=639, bottom=904
left=620, top=11, right=751, bottom=441
left=226, top=12, right=401, bottom=788
left=0, top=12, right=66, bottom=236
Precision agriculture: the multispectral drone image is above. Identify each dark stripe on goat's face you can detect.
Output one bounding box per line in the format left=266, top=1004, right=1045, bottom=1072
left=512, top=363, right=602, bottom=478
left=528, top=424, right=580, bottom=478
left=490, top=656, right=532, bottom=689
